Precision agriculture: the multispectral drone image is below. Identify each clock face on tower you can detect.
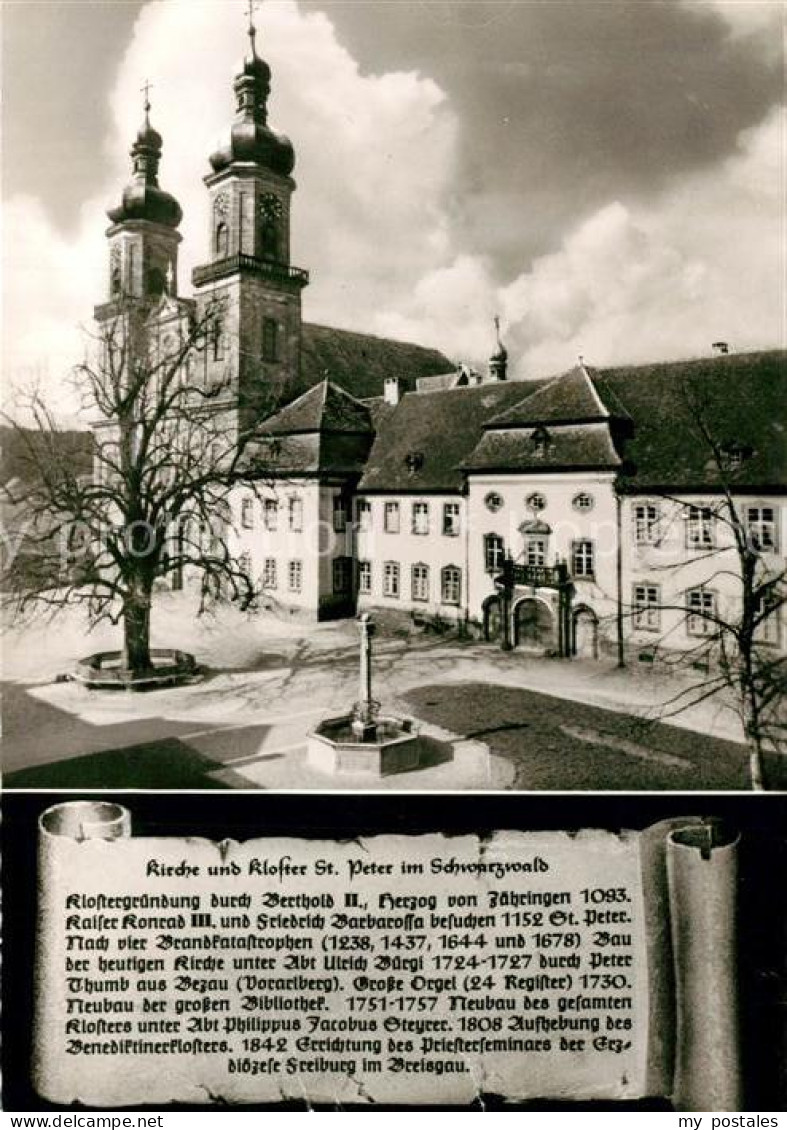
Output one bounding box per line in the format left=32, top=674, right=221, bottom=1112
left=259, top=193, right=283, bottom=221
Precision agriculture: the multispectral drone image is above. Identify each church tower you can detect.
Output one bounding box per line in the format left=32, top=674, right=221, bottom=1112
left=98, top=87, right=183, bottom=318
left=192, top=9, right=308, bottom=429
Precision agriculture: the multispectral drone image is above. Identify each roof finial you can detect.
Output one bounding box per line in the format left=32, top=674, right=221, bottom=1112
left=141, top=78, right=153, bottom=123
left=494, top=313, right=501, bottom=344
left=245, top=0, right=260, bottom=56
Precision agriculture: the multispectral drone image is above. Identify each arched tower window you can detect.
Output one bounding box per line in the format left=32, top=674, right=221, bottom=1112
left=146, top=266, right=166, bottom=297
left=215, top=222, right=229, bottom=259
left=262, top=318, right=278, bottom=362
left=110, top=246, right=122, bottom=297
left=259, top=193, right=283, bottom=261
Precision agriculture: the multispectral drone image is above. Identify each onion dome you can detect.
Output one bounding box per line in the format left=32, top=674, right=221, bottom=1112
left=208, top=20, right=295, bottom=177
left=107, top=90, right=183, bottom=229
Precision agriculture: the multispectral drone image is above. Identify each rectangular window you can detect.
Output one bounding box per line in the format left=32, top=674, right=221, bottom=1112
left=383, top=561, right=400, bottom=598
left=384, top=502, right=400, bottom=533
left=238, top=551, right=252, bottom=577
left=288, top=560, right=303, bottom=592
left=358, top=560, right=372, bottom=595
left=411, top=563, right=430, bottom=602
left=441, top=566, right=461, bottom=605
left=686, top=504, right=715, bottom=549
left=633, top=583, right=660, bottom=631
left=572, top=539, right=595, bottom=579
left=333, top=495, right=347, bottom=533
left=333, top=556, right=352, bottom=595
left=412, top=502, right=429, bottom=535
left=288, top=496, right=303, bottom=532
left=526, top=537, right=547, bottom=567
left=240, top=497, right=254, bottom=530
left=754, top=592, right=782, bottom=646
left=484, top=534, right=505, bottom=574
left=262, top=317, right=278, bottom=363
left=262, top=558, right=277, bottom=589
left=356, top=499, right=372, bottom=531
left=746, top=506, right=777, bottom=551
left=634, top=503, right=661, bottom=546
left=263, top=499, right=278, bottom=531
left=443, top=502, right=460, bottom=537
left=687, top=587, right=717, bottom=636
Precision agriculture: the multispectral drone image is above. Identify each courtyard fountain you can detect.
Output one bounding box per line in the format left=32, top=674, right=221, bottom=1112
left=307, top=613, right=426, bottom=776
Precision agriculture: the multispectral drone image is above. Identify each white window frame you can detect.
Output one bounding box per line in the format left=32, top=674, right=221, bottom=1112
left=442, top=502, right=460, bottom=537
left=411, top=563, right=430, bottom=602
left=526, top=536, right=547, bottom=567
left=262, top=558, right=277, bottom=589
left=384, top=501, right=400, bottom=533
left=288, top=560, right=303, bottom=593
left=383, top=561, right=400, bottom=599
left=240, top=497, right=254, bottom=530
left=356, top=499, right=372, bottom=532
left=263, top=499, right=278, bottom=532
left=634, top=502, right=661, bottom=546
left=441, top=565, right=461, bottom=606
left=484, top=533, right=505, bottom=574
left=412, top=502, right=429, bottom=536
left=288, top=496, right=303, bottom=533
left=746, top=505, right=777, bottom=552
left=358, top=560, right=372, bottom=595
left=632, top=583, right=660, bottom=631
left=686, top=586, right=717, bottom=637
left=572, top=539, right=595, bottom=579
left=685, top=504, right=716, bottom=550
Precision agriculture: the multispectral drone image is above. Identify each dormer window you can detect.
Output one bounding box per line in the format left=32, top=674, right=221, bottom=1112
left=532, top=427, right=550, bottom=458
left=405, top=451, right=424, bottom=475
left=719, top=441, right=753, bottom=472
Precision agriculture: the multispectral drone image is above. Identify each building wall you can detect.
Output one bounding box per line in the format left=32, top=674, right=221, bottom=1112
left=622, top=492, right=786, bottom=655
left=466, top=472, right=620, bottom=636
left=354, top=493, right=469, bottom=621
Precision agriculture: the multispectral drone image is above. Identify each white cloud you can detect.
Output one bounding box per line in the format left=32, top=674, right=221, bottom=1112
left=2, top=0, right=782, bottom=417
left=381, top=105, right=784, bottom=377
left=3, top=0, right=457, bottom=416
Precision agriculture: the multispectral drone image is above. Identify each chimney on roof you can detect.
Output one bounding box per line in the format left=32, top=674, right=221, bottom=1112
left=712, top=341, right=730, bottom=356
left=383, top=377, right=401, bottom=406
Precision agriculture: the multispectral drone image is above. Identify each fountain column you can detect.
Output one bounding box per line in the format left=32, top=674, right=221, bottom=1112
left=352, top=613, right=378, bottom=740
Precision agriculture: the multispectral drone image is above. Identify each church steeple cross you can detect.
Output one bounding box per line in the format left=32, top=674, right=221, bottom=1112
left=245, top=0, right=260, bottom=52
left=141, top=78, right=153, bottom=115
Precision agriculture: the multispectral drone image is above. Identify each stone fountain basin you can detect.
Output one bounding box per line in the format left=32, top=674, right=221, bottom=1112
left=73, top=649, right=200, bottom=690
left=307, top=714, right=421, bottom=776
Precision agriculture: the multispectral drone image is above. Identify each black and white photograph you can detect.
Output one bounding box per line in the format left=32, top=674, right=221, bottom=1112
left=1, top=0, right=785, bottom=1117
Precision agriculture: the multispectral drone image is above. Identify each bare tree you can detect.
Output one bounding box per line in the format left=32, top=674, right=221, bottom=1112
left=2, top=297, right=277, bottom=676
left=627, top=380, right=786, bottom=790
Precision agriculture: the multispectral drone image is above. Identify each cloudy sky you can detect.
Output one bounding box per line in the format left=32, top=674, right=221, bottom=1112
left=3, top=0, right=784, bottom=416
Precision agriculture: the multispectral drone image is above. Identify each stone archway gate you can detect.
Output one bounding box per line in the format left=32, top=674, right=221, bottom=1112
left=494, top=557, right=575, bottom=657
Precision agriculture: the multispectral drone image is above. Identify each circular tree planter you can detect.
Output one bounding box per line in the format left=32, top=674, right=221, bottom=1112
left=73, top=649, right=201, bottom=691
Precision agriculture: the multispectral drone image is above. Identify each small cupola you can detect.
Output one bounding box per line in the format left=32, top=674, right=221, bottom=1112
left=487, top=315, right=508, bottom=382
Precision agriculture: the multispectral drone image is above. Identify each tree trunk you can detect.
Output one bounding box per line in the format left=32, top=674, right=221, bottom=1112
left=121, top=586, right=152, bottom=674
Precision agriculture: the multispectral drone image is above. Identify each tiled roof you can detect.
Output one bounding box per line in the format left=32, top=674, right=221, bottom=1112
left=591, top=350, right=787, bottom=491
left=462, top=422, right=622, bottom=473
left=298, top=323, right=454, bottom=401
left=254, top=380, right=374, bottom=477
left=486, top=365, right=613, bottom=428
left=358, top=380, right=550, bottom=493
left=261, top=380, right=373, bottom=436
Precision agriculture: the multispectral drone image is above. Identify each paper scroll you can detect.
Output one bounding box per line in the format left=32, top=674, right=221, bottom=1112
left=32, top=802, right=740, bottom=1110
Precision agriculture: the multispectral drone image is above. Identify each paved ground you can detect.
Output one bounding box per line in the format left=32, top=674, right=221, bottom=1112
left=2, top=593, right=777, bottom=790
